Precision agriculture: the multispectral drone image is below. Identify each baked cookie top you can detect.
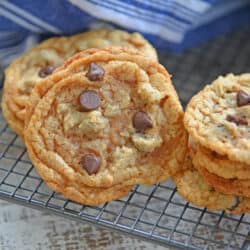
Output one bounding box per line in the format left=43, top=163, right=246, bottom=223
left=25, top=47, right=187, bottom=188
left=2, top=29, right=158, bottom=137
left=173, top=158, right=250, bottom=214
left=184, top=74, right=250, bottom=165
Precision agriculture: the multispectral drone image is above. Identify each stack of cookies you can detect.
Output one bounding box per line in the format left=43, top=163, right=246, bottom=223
left=2, top=30, right=187, bottom=205
left=174, top=74, right=250, bottom=214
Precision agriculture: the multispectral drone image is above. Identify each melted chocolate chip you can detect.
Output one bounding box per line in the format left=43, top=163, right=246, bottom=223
left=228, top=196, right=240, bottom=211
left=133, top=111, right=153, bottom=131
left=86, top=63, right=105, bottom=81
left=79, top=90, right=101, bottom=111
left=237, top=90, right=250, bottom=107
left=81, top=154, right=100, bottom=175
left=38, top=66, right=55, bottom=78
left=226, top=114, right=248, bottom=126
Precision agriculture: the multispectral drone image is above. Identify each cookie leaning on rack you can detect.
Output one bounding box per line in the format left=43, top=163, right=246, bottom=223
left=2, top=29, right=158, bottom=139
left=24, top=47, right=187, bottom=205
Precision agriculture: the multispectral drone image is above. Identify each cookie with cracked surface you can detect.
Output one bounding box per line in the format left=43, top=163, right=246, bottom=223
left=173, top=158, right=250, bottom=214
left=184, top=73, right=250, bottom=165
left=188, top=136, right=250, bottom=180
left=2, top=29, right=158, bottom=138
left=25, top=47, right=187, bottom=192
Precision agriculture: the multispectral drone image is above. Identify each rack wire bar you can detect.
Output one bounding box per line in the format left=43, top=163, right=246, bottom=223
left=0, top=27, right=250, bottom=249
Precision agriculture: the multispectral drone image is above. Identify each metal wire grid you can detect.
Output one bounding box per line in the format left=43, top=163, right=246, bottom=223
left=0, top=28, right=250, bottom=249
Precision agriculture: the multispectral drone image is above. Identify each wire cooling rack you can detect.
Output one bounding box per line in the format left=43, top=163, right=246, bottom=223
left=0, top=28, right=250, bottom=250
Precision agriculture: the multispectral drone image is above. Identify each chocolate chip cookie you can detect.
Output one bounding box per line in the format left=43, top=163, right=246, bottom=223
left=24, top=47, right=187, bottom=206
left=2, top=29, right=158, bottom=138
left=184, top=73, right=250, bottom=165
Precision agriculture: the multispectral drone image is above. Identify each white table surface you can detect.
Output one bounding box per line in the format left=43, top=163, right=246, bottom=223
left=0, top=200, right=174, bottom=250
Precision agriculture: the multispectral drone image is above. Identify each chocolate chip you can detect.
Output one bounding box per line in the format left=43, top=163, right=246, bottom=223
left=226, top=114, right=248, bottom=125
left=237, top=90, right=250, bottom=107
left=133, top=111, right=153, bottom=131
left=228, top=196, right=240, bottom=211
left=81, top=154, right=100, bottom=175
left=79, top=90, right=101, bottom=111
left=38, top=66, right=55, bottom=78
left=86, top=63, right=104, bottom=81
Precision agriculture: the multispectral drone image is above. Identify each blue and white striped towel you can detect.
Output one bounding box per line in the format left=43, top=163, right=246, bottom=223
left=0, top=0, right=250, bottom=65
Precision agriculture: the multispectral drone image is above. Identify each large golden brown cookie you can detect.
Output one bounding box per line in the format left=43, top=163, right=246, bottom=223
left=173, top=158, right=250, bottom=214
left=184, top=73, right=250, bottom=165
left=24, top=47, right=187, bottom=203
left=2, top=29, right=158, bottom=138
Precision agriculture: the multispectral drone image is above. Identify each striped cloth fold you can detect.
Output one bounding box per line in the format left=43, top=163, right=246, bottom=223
left=0, top=0, right=250, bottom=66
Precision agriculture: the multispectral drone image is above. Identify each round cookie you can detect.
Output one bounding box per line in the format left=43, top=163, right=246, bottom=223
left=173, top=158, right=250, bottom=214
left=194, top=143, right=250, bottom=180
left=25, top=47, right=187, bottom=191
left=184, top=73, right=250, bottom=165
left=2, top=29, right=158, bottom=138
left=194, top=163, right=250, bottom=197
